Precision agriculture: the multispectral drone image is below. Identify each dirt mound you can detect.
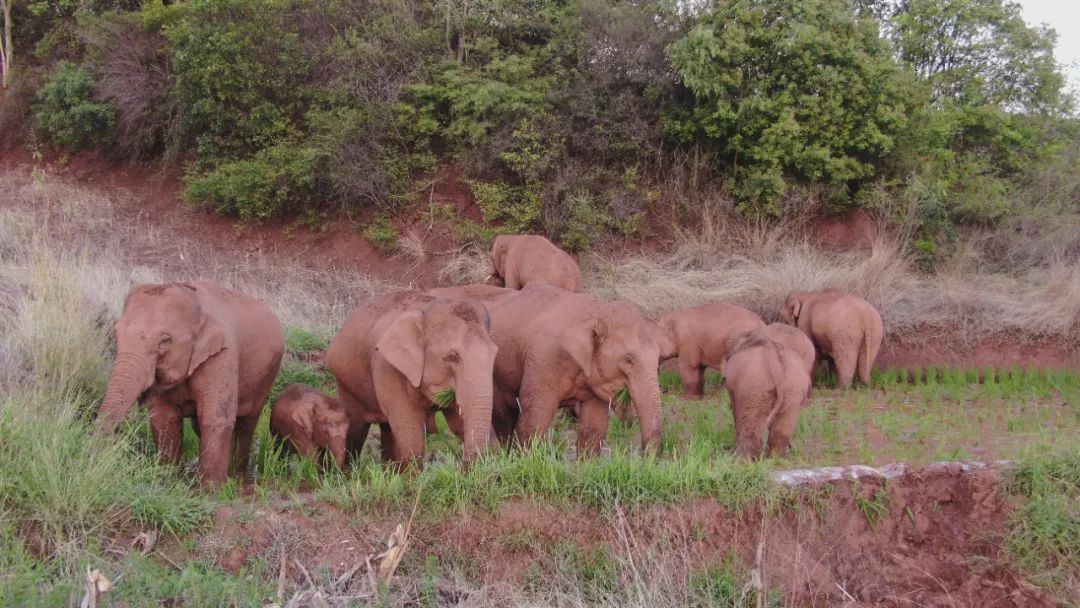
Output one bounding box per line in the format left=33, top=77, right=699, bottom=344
left=138, top=462, right=1051, bottom=606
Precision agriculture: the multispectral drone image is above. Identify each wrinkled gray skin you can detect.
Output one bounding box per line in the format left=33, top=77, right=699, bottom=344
left=486, top=285, right=665, bottom=456
left=95, top=281, right=284, bottom=485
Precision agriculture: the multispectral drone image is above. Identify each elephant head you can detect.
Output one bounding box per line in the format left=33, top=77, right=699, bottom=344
left=309, top=404, right=349, bottom=468
left=375, top=299, right=498, bottom=463
left=95, top=283, right=226, bottom=434
left=562, top=301, right=664, bottom=452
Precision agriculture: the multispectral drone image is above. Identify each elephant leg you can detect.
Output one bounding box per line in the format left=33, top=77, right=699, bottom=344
left=383, top=406, right=427, bottom=468
left=231, top=412, right=260, bottom=477
left=766, top=396, right=801, bottom=459
left=515, top=374, right=562, bottom=448
left=833, top=347, right=857, bottom=389
left=731, top=396, right=765, bottom=459
left=148, top=399, right=183, bottom=466
left=189, top=357, right=240, bottom=485
left=678, top=358, right=705, bottom=397
left=575, top=399, right=611, bottom=458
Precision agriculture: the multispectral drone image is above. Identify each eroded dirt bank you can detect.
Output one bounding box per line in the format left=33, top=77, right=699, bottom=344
left=132, top=462, right=1051, bottom=607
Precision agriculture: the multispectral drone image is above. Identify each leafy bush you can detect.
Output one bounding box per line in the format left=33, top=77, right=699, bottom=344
left=667, top=0, right=914, bottom=212
left=364, top=215, right=398, bottom=254
left=166, top=0, right=309, bottom=163
left=34, top=62, right=115, bottom=150
left=183, top=143, right=324, bottom=221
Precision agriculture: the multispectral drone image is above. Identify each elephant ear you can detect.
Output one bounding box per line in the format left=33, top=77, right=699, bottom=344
left=490, top=238, right=509, bottom=276
left=652, top=318, right=677, bottom=360
left=784, top=297, right=802, bottom=323
left=375, top=309, right=426, bottom=388
left=290, top=407, right=315, bottom=438
left=188, top=316, right=226, bottom=375
left=562, top=316, right=606, bottom=375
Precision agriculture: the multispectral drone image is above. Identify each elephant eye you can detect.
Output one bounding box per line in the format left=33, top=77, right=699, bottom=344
left=444, top=350, right=460, bottom=364
left=158, top=335, right=172, bottom=348
left=623, top=354, right=634, bottom=366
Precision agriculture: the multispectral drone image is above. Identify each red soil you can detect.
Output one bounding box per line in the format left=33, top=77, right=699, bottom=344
left=135, top=463, right=1052, bottom=606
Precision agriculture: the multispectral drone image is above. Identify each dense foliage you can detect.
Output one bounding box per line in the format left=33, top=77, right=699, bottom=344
left=1, top=0, right=1076, bottom=259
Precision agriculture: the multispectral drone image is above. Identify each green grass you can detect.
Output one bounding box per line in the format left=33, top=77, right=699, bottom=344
left=1005, top=447, right=1080, bottom=602
left=283, top=326, right=329, bottom=355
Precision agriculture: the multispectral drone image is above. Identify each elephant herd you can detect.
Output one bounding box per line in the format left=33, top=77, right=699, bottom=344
left=93, top=234, right=884, bottom=484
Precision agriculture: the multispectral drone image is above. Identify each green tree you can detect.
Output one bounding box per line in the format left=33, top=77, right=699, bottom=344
left=865, top=0, right=1067, bottom=113
left=34, top=60, right=114, bottom=149
left=668, top=0, right=914, bottom=212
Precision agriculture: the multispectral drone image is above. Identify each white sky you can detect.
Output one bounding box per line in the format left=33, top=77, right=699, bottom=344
left=1017, top=0, right=1080, bottom=97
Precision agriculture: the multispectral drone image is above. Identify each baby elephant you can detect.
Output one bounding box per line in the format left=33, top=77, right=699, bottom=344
left=722, top=334, right=811, bottom=459
left=270, top=385, right=349, bottom=468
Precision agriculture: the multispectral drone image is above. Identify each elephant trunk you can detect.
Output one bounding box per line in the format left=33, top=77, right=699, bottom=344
left=95, top=348, right=155, bottom=435
left=629, top=370, right=663, bottom=454
left=457, top=364, right=495, bottom=465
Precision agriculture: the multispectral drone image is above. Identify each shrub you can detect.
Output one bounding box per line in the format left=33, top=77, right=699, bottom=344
left=667, top=0, right=914, bottom=212
left=364, top=215, right=398, bottom=254
left=183, top=143, right=324, bottom=221
left=166, top=0, right=309, bottom=163
left=81, top=12, right=177, bottom=159
left=33, top=61, right=115, bottom=150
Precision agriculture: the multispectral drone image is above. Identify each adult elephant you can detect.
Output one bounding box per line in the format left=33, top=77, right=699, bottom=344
left=325, top=292, right=497, bottom=467
left=94, top=281, right=284, bottom=485
left=779, top=290, right=884, bottom=387
left=488, top=234, right=583, bottom=291
left=656, top=302, right=765, bottom=396
left=487, top=285, right=664, bottom=455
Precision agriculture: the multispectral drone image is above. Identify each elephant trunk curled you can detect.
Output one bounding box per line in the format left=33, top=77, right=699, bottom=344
left=629, top=369, right=663, bottom=453
left=457, top=364, right=495, bottom=464
left=96, top=348, right=155, bottom=435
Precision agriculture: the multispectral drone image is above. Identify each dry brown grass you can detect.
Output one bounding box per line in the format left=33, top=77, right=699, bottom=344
left=437, top=244, right=491, bottom=286
left=0, top=169, right=394, bottom=333
left=587, top=206, right=1080, bottom=346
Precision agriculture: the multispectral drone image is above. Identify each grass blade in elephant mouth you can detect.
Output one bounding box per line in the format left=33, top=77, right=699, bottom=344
left=433, top=388, right=456, bottom=409
left=614, top=386, right=631, bottom=407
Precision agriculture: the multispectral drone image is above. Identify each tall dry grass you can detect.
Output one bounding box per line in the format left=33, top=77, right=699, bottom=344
left=587, top=206, right=1080, bottom=346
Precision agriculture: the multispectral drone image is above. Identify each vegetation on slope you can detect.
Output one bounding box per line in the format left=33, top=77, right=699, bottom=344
left=1, top=0, right=1076, bottom=267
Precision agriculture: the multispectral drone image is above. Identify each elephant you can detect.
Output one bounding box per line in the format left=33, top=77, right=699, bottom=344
left=486, top=285, right=664, bottom=456
left=722, top=333, right=811, bottom=459
left=94, top=281, right=284, bottom=485
left=325, top=291, right=498, bottom=467
left=741, top=323, right=816, bottom=378
left=270, top=384, right=349, bottom=469
left=779, top=290, right=884, bottom=388
left=428, top=284, right=516, bottom=303
left=656, top=302, right=765, bottom=396
left=488, top=234, right=584, bottom=291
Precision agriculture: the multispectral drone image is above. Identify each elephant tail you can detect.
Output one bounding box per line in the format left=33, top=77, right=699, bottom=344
left=857, top=310, right=883, bottom=386
left=761, top=341, right=787, bottom=430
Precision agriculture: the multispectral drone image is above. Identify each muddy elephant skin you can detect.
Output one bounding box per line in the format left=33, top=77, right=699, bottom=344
left=779, top=290, right=884, bottom=387
left=487, top=285, right=664, bottom=456
left=95, top=281, right=284, bottom=485
left=656, top=302, right=765, bottom=396
left=270, top=384, right=349, bottom=469
left=326, top=292, right=498, bottom=467
left=722, top=334, right=810, bottom=459
left=488, top=234, right=583, bottom=291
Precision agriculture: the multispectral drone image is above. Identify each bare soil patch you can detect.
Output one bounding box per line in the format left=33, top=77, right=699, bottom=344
left=128, top=464, right=1053, bottom=606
